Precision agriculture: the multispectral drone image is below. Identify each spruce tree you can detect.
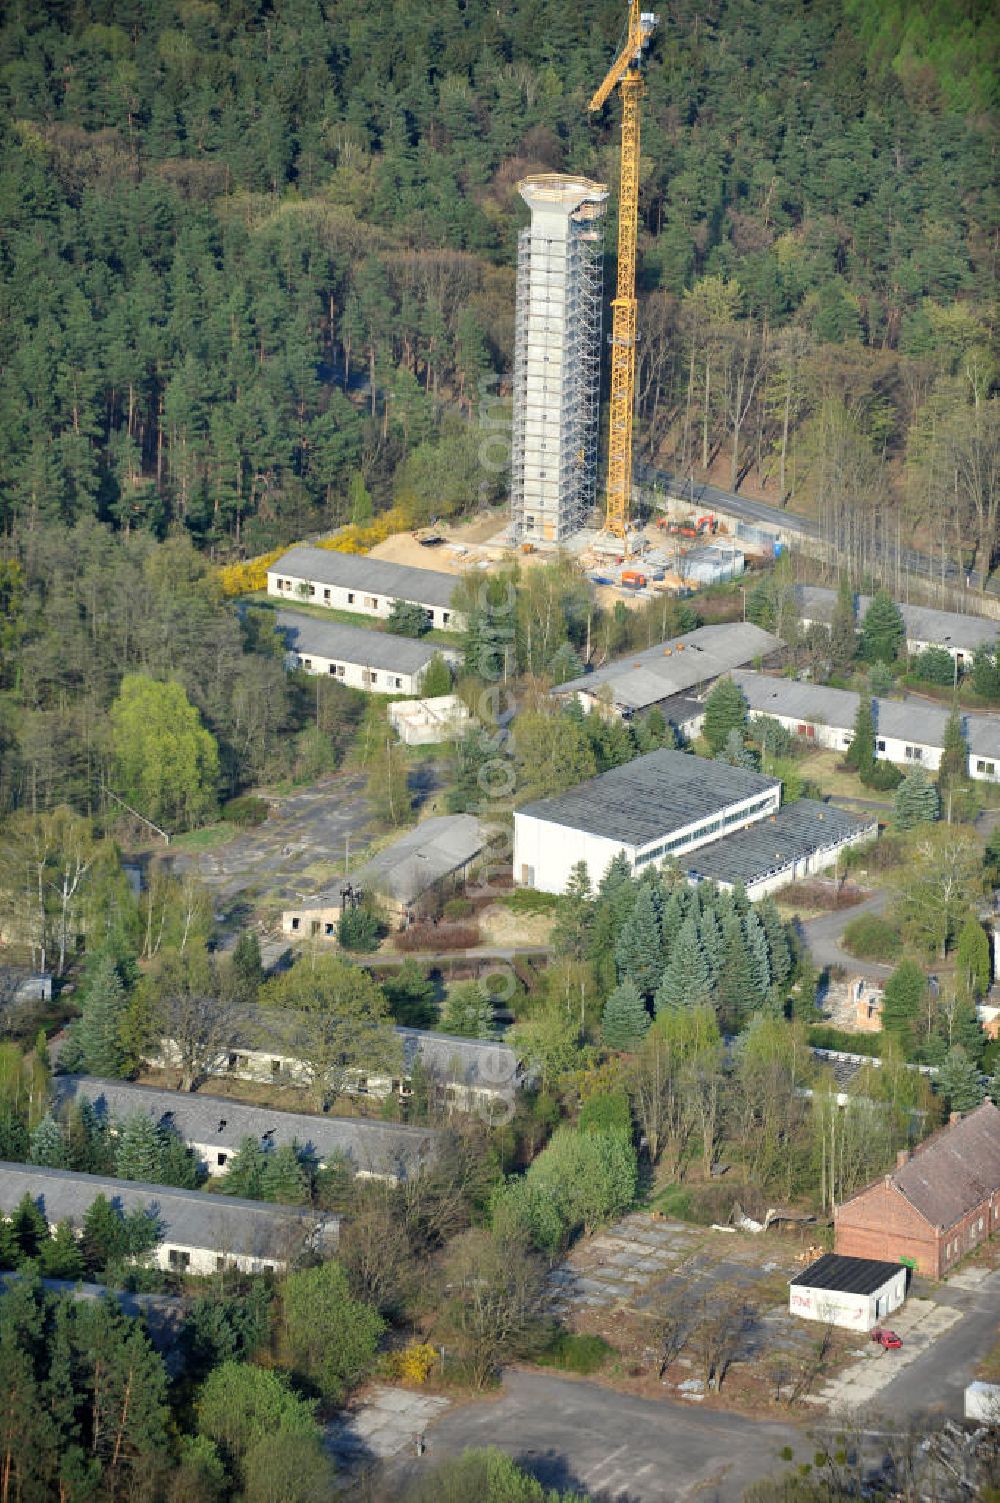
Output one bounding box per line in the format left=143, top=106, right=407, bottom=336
left=39, top=1221, right=85, bottom=1280
left=715, top=913, right=761, bottom=1030
left=844, top=696, right=876, bottom=778
left=261, top=1145, right=309, bottom=1205
left=697, top=907, right=724, bottom=986
left=659, top=887, right=689, bottom=955
left=602, top=979, right=651, bottom=1051
left=230, top=931, right=263, bottom=1004
left=744, top=909, right=772, bottom=997
left=757, top=897, right=792, bottom=990
left=936, top=707, right=971, bottom=817
left=80, top=1195, right=127, bottom=1273
left=859, top=589, right=905, bottom=663
left=893, top=767, right=939, bottom=830
left=10, top=1192, right=49, bottom=1260
left=441, top=981, right=494, bottom=1038
left=881, top=961, right=926, bottom=1052
left=655, top=915, right=711, bottom=1012
left=29, top=1113, right=68, bottom=1169
left=551, top=861, right=594, bottom=961
left=955, top=919, right=991, bottom=1002
left=703, top=677, right=748, bottom=753
left=114, top=1113, right=164, bottom=1184
left=829, top=576, right=857, bottom=671
left=936, top=1046, right=985, bottom=1114
left=223, top=1138, right=267, bottom=1199
left=614, top=885, right=662, bottom=994
left=75, top=954, right=129, bottom=1078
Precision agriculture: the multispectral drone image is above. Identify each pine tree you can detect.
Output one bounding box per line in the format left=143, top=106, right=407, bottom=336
left=29, top=1113, right=68, bottom=1169
left=602, top=979, right=651, bottom=1051
left=703, top=677, right=748, bottom=753
left=230, top=931, right=263, bottom=1004
left=893, top=767, right=940, bottom=830
left=829, top=576, right=857, bottom=670
left=844, top=696, right=876, bottom=778
left=114, top=1113, right=164, bottom=1184
left=655, top=915, right=711, bottom=1012
left=75, top=954, right=129, bottom=1078
left=261, top=1145, right=310, bottom=1204
left=936, top=1046, right=985, bottom=1113
left=859, top=589, right=905, bottom=663
left=10, top=1193, right=49, bottom=1261
left=614, top=885, right=662, bottom=994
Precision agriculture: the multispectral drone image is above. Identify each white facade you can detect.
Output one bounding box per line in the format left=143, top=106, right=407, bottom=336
left=510, top=175, right=607, bottom=543
left=288, top=644, right=427, bottom=695
left=789, top=1267, right=906, bottom=1332
left=267, top=553, right=463, bottom=631
left=514, top=783, right=781, bottom=895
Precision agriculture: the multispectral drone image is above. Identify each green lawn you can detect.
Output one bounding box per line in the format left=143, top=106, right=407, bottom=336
left=170, top=822, right=236, bottom=853
left=240, top=591, right=463, bottom=647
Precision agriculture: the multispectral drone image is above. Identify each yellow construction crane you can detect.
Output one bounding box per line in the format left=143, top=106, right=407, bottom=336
left=590, top=1, right=657, bottom=542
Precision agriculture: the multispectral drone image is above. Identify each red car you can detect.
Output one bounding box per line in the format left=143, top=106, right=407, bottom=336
left=871, top=1328, right=903, bottom=1350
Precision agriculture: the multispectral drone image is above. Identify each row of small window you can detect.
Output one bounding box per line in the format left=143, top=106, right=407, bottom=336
left=635, top=793, right=777, bottom=867
left=295, top=657, right=404, bottom=689
left=944, top=1214, right=990, bottom=1262
left=167, top=1248, right=275, bottom=1272
left=273, top=579, right=449, bottom=625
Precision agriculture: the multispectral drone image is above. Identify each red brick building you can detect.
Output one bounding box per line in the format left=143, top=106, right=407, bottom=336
left=835, top=1100, right=1000, bottom=1278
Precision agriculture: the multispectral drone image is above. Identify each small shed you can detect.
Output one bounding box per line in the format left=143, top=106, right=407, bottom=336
left=789, top=1253, right=906, bottom=1332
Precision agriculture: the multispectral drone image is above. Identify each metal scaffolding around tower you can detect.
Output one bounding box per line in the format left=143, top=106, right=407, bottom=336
left=510, top=175, right=608, bottom=545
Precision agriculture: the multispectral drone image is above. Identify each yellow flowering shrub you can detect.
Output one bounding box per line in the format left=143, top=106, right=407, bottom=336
left=386, top=1342, right=438, bottom=1386
left=218, top=548, right=284, bottom=597
left=316, top=504, right=414, bottom=555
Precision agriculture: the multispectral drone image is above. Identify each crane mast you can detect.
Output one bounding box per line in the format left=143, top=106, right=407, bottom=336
left=590, top=1, right=657, bottom=543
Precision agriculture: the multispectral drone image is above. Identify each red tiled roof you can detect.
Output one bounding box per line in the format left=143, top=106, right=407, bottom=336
left=891, top=1101, right=1000, bottom=1230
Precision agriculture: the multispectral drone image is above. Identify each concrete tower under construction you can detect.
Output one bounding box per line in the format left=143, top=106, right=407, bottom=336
left=510, top=174, right=608, bottom=544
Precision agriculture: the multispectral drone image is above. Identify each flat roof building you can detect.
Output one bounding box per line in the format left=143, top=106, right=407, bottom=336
left=789, top=1253, right=906, bottom=1332
left=552, top=623, right=781, bottom=717
left=52, top=1076, right=438, bottom=1183
left=267, top=545, right=463, bottom=630
left=514, top=749, right=782, bottom=894
left=0, top=1161, right=337, bottom=1276
left=275, top=610, right=458, bottom=696
left=683, top=799, right=877, bottom=900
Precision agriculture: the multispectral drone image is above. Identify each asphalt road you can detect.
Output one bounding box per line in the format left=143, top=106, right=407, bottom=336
left=800, top=889, right=893, bottom=978
left=640, top=466, right=996, bottom=595
left=393, top=1369, right=802, bottom=1502
left=874, top=1267, right=1000, bottom=1426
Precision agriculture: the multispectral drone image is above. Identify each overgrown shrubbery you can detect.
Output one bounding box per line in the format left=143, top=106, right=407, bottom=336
left=536, top=1331, right=614, bottom=1374
left=807, top=1026, right=883, bottom=1058
left=396, top=922, right=481, bottom=952
left=841, top=914, right=902, bottom=961
left=222, top=796, right=270, bottom=827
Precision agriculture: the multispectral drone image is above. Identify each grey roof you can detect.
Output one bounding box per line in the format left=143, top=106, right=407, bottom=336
left=731, top=671, right=1000, bottom=761
left=354, top=815, right=487, bottom=906
left=889, top=1100, right=1000, bottom=1231
left=270, top=545, right=459, bottom=610
left=553, top=623, right=782, bottom=711
left=227, top=1011, right=521, bottom=1092
left=795, top=585, right=999, bottom=654
left=275, top=610, right=442, bottom=675
left=52, top=1077, right=437, bottom=1181
left=0, top=1162, right=335, bottom=1262
left=683, top=799, right=877, bottom=888
left=397, top=1028, right=520, bottom=1092
left=516, top=748, right=781, bottom=849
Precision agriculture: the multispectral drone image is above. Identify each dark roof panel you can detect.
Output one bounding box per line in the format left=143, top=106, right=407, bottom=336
left=516, top=748, right=780, bottom=849
left=684, top=799, right=876, bottom=887
left=892, top=1101, right=1000, bottom=1230
left=270, top=545, right=459, bottom=609
left=790, top=1252, right=903, bottom=1296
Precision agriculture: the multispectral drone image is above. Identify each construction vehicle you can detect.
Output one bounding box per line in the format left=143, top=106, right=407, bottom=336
left=589, top=1, right=658, bottom=543
left=656, top=512, right=717, bottom=538
left=620, top=568, right=647, bottom=589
